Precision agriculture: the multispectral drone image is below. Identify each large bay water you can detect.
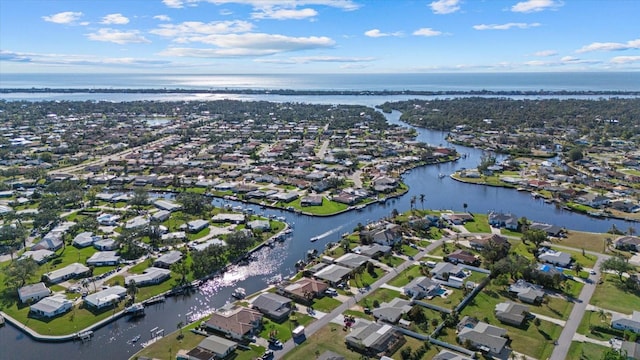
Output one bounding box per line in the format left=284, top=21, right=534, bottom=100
left=1, top=73, right=639, bottom=360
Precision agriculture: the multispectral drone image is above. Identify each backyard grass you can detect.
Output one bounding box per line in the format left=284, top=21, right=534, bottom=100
left=500, top=228, right=522, bottom=238
left=358, top=288, right=401, bottom=308
left=400, top=244, right=420, bottom=257
left=463, top=214, right=491, bottom=233
left=259, top=313, right=314, bottom=342
left=349, top=267, right=385, bottom=288
left=566, top=341, right=609, bottom=360
left=381, top=255, right=405, bottom=268
left=590, top=276, right=640, bottom=315
left=312, top=296, right=342, bottom=312
left=576, top=310, right=614, bottom=341
left=395, top=336, right=440, bottom=359
left=282, top=323, right=361, bottom=360
left=554, top=231, right=610, bottom=254
left=388, top=265, right=425, bottom=287
left=284, top=198, right=349, bottom=216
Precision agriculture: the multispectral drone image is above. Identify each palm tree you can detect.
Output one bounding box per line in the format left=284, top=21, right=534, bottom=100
left=604, top=237, right=613, bottom=253
left=628, top=227, right=637, bottom=236
left=419, top=194, right=425, bottom=210
left=127, top=280, right=138, bottom=303
left=410, top=196, right=417, bottom=213
left=574, top=262, right=583, bottom=275
left=463, top=203, right=468, bottom=213
left=598, top=309, right=608, bottom=322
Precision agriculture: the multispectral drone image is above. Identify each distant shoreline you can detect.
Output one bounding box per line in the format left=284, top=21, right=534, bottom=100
left=1, top=88, right=640, bottom=96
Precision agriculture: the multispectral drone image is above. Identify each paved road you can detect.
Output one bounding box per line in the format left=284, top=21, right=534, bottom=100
left=550, top=254, right=606, bottom=360
left=273, top=238, right=446, bottom=359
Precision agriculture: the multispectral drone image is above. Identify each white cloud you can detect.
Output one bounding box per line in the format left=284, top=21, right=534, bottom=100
left=473, top=22, right=540, bottom=30
left=163, top=0, right=186, bottom=8
left=364, top=29, right=402, bottom=38
left=101, top=13, right=130, bottom=25
left=533, top=50, right=557, bottom=57
left=576, top=38, right=640, bottom=53
left=429, top=0, right=461, bottom=14
left=153, top=15, right=172, bottom=21
left=150, top=21, right=254, bottom=38
left=252, top=7, right=318, bottom=20
left=87, top=29, right=151, bottom=44
left=511, top=0, right=562, bottom=13
left=610, top=56, right=640, bottom=64
left=255, top=56, right=375, bottom=64
left=413, top=28, right=443, bottom=37
left=159, top=33, right=334, bottom=57
left=162, top=0, right=360, bottom=11
left=0, top=50, right=170, bottom=67
left=42, top=11, right=83, bottom=24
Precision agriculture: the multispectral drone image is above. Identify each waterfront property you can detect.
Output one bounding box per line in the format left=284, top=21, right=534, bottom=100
left=43, top=262, right=91, bottom=284
left=30, top=295, right=73, bottom=318
left=278, top=277, right=328, bottom=304
left=18, top=282, right=51, bottom=304
left=251, top=292, right=292, bottom=322
left=124, top=267, right=171, bottom=287
left=179, top=335, right=237, bottom=360
left=615, top=235, right=640, bottom=252
left=83, top=286, right=127, bottom=310
left=204, top=305, right=263, bottom=341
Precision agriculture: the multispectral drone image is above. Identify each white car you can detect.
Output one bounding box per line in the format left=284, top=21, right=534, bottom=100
left=589, top=270, right=597, bottom=275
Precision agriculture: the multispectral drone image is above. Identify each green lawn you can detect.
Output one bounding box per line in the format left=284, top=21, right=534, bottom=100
left=576, top=310, right=614, bottom=341
left=566, top=341, right=609, bottom=360
left=590, top=276, right=640, bottom=314
left=551, top=247, right=597, bottom=268
left=388, top=265, right=425, bottom=287
left=358, top=288, right=401, bottom=308
left=282, top=323, right=362, bottom=360
left=259, top=313, right=314, bottom=342
left=380, top=255, right=405, bottom=268
left=285, top=198, right=349, bottom=216
left=312, top=296, right=341, bottom=312
left=463, top=213, right=491, bottom=233
left=349, top=267, right=385, bottom=288
left=400, top=244, right=420, bottom=257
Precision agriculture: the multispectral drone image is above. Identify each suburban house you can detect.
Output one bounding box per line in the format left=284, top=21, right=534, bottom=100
left=433, top=350, right=474, bottom=360
left=620, top=340, right=640, bottom=360
left=30, top=295, right=73, bottom=318
left=154, top=250, right=183, bottom=269
left=456, top=316, right=509, bottom=357
left=125, top=215, right=150, bottom=230
left=334, top=253, right=369, bottom=269
left=211, top=213, right=245, bottom=224
left=93, top=238, right=118, bottom=251
left=495, top=302, right=530, bottom=326
left=360, top=223, right=402, bottom=246
left=611, top=311, right=640, bottom=334
left=529, top=223, right=564, bottom=237
left=246, top=219, right=271, bottom=231
left=404, top=276, right=443, bottom=300
left=186, top=219, right=209, bottom=233
left=577, top=193, right=610, bottom=208
left=345, top=320, right=405, bottom=356
left=124, top=267, right=171, bottom=287
left=445, top=249, right=481, bottom=266
left=19, top=249, right=54, bottom=264
left=279, top=277, right=328, bottom=303
left=371, top=298, right=412, bottom=324
left=97, top=213, right=120, bottom=226
left=204, top=305, right=263, bottom=341
left=154, top=199, right=181, bottom=212
left=31, top=237, right=63, bottom=252
left=488, top=212, right=519, bottom=230
left=189, top=238, right=226, bottom=252
left=83, top=286, right=127, bottom=310
left=180, top=335, right=237, bottom=360
left=508, top=279, right=545, bottom=304
left=441, top=213, right=474, bottom=225
left=615, top=236, right=640, bottom=252
left=352, top=244, right=391, bottom=259
left=251, top=292, right=292, bottom=321
left=43, top=262, right=90, bottom=284
left=469, top=234, right=510, bottom=251
left=18, top=282, right=51, bottom=304
left=538, top=248, right=572, bottom=267
left=313, top=264, right=352, bottom=285
left=86, top=251, right=121, bottom=266
left=431, top=262, right=468, bottom=283
left=72, top=232, right=99, bottom=248
left=300, top=195, right=323, bottom=207
left=151, top=210, right=171, bottom=222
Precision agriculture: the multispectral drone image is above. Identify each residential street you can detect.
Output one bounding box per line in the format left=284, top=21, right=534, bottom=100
left=273, top=237, right=446, bottom=359
left=550, top=254, right=606, bottom=360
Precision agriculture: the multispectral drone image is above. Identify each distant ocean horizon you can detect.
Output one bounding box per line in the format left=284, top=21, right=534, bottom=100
left=1, top=72, right=640, bottom=92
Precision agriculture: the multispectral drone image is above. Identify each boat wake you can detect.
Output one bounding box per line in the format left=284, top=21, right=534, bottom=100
left=311, top=224, right=344, bottom=241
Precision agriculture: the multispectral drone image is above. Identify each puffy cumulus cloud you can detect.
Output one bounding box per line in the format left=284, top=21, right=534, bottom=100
left=610, top=56, right=640, bottom=64
left=473, top=22, right=540, bottom=30
left=533, top=50, right=557, bottom=57
left=255, top=55, right=375, bottom=64
left=364, top=29, right=402, bottom=38
left=153, top=15, right=172, bottom=21
left=100, top=13, right=130, bottom=25
left=252, top=7, right=318, bottom=20
left=86, top=28, right=151, bottom=44
left=163, top=0, right=186, bottom=8
left=413, top=28, right=443, bottom=37
left=0, top=50, right=170, bottom=67
left=159, top=33, right=334, bottom=57
left=511, top=0, right=563, bottom=13
left=150, top=20, right=254, bottom=38
left=42, top=11, right=84, bottom=24
left=577, top=38, right=640, bottom=53
left=429, top=0, right=461, bottom=14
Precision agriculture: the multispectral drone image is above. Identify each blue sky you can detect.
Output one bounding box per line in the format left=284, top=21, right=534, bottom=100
left=1, top=0, right=639, bottom=73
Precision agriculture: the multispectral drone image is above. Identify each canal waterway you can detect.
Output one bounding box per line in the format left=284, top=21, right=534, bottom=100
left=1, top=104, right=638, bottom=360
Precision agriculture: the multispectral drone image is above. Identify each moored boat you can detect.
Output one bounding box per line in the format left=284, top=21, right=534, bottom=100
left=232, top=287, right=246, bottom=299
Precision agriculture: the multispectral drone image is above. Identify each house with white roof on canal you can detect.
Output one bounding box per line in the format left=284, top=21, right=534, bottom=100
left=83, top=286, right=127, bottom=310
left=18, top=282, right=51, bottom=304
left=29, top=295, right=73, bottom=318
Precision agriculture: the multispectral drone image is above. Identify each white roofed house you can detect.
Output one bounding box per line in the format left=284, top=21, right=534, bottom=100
left=93, top=238, right=118, bottom=251
left=185, top=219, right=209, bottom=233
left=83, top=286, right=126, bottom=310
left=404, top=276, right=443, bottom=300
left=538, top=248, right=572, bottom=267
left=19, top=249, right=54, bottom=264
left=86, top=251, right=120, bottom=266
left=611, top=311, right=640, bottom=334
left=72, top=232, right=99, bottom=248
left=153, top=250, right=183, bottom=269
left=345, top=320, right=405, bottom=357
left=18, top=282, right=51, bottom=304
left=30, top=295, right=73, bottom=318
left=124, top=267, right=171, bottom=287
left=43, top=262, right=91, bottom=284
left=153, top=199, right=181, bottom=212
left=246, top=219, right=271, bottom=232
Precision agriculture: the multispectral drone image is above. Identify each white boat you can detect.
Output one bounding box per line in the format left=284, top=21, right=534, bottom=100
left=310, top=236, right=320, bottom=242
left=438, top=173, right=446, bottom=178
left=124, top=303, right=144, bottom=314
left=232, top=287, right=246, bottom=299
left=130, top=334, right=141, bottom=343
